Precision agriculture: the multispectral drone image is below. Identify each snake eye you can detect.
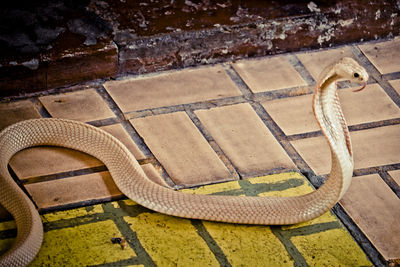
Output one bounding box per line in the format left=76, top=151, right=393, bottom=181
left=353, top=73, right=360, bottom=78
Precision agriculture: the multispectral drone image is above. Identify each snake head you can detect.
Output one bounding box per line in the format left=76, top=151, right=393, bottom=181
left=335, top=57, right=369, bottom=92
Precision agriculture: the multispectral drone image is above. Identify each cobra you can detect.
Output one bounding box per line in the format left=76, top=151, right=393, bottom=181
left=0, top=57, right=368, bottom=266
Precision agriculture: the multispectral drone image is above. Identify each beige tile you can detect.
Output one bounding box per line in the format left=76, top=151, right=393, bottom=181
left=388, top=170, right=400, bottom=187
left=10, top=147, right=102, bottom=180
left=263, top=84, right=400, bottom=135
left=359, top=38, right=400, bottom=74
left=297, top=46, right=354, bottom=80
left=291, top=136, right=330, bottom=175
left=351, top=125, right=400, bottom=170
left=141, top=163, right=171, bottom=188
left=25, top=171, right=122, bottom=210
left=292, top=125, right=400, bottom=175
left=340, top=174, right=400, bottom=260
left=100, top=124, right=146, bottom=160
left=263, top=94, right=318, bottom=136
left=389, top=79, right=400, bottom=95
left=0, top=100, right=41, bottom=131
left=232, top=56, right=307, bottom=93
left=195, top=103, right=295, bottom=176
left=39, top=89, right=115, bottom=122
left=104, top=65, right=241, bottom=113
left=131, top=112, right=232, bottom=186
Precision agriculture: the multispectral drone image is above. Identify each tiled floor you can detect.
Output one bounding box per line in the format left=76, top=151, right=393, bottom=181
left=1, top=37, right=400, bottom=265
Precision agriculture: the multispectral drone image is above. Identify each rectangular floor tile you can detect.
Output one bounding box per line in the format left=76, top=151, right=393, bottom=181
left=39, top=89, right=115, bottom=122
left=263, top=84, right=400, bottom=135
left=10, top=147, right=102, bottom=180
left=195, top=103, right=295, bottom=176
left=25, top=163, right=167, bottom=210
left=9, top=123, right=148, bottom=180
left=340, top=174, right=400, bottom=261
left=0, top=100, right=41, bottom=130
left=131, top=112, right=232, bottom=186
left=31, top=220, right=136, bottom=266
left=296, top=46, right=354, bottom=80
left=232, top=56, right=307, bottom=93
left=25, top=171, right=122, bottom=210
left=100, top=123, right=146, bottom=160
left=359, top=37, right=400, bottom=74
left=104, top=65, right=242, bottom=113
left=291, top=125, right=400, bottom=175
left=124, top=213, right=219, bottom=266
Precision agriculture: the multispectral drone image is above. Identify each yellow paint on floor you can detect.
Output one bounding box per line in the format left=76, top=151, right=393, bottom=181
left=0, top=220, right=16, bottom=231
left=291, top=228, right=372, bottom=266
left=124, top=213, right=219, bottom=267
left=251, top=172, right=314, bottom=197
left=182, top=179, right=242, bottom=195
left=282, top=211, right=337, bottom=230
left=203, top=221, right=294, bottom=266
left=0, top=172, right=372, bottom=266
left=30, top=220, right=136, bottom=266
left=42, top=204, right=104, bottom=222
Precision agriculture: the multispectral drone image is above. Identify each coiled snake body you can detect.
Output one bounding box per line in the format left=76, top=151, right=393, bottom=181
left=0, top=57, right=368, bottom=266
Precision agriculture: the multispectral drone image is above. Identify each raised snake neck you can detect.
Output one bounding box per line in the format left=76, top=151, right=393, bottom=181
left=0, top=57, right=367, bottom=266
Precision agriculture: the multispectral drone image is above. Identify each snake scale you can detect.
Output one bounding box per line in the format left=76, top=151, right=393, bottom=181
left=0, top=57, right=368, bottom=266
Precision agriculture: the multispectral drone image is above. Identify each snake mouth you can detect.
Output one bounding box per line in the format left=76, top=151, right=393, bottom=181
left=352, top=81, right=367, bottom=92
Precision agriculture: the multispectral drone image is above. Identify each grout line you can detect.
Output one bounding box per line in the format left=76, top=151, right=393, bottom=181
left=222, top=64, right=253, bottom=98
left=286, top=54, right=316, bottom=85
left=95, top=85, right=177, bottom=188
left=351, top=45, right=400, bottom=107
left=29, top=97, right=52, bottom=118
left=382, top=71, right=400, bottom=81
left=270, top=226, right=308, bottom=266
left=191, top=220, right=232, bottom=267
left=249, top=101, right=316, bottom=178
left=21, top=166, right=108, bottom=185
left=331, top=204, right=387, bottom=267
left=7, top=165, right=39, bottom=210
left=287, top=118, right=400, bottom=141
left=185, top=109, right=241, bottom=179
left=378, top=171, right=400, bottom=198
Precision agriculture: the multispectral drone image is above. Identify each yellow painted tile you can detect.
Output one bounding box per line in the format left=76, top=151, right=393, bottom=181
left=42, top=204, right=104, bottom=222
left=181, top=180, right=241, bottom=195
left=203, top=221, right=294, bottom=266
left=250, top=172, right=315, bottom=197
left=282, top=212, right=337, bottom=230
left=31, top=220, right=136, bottom=266
left=291, top=228, right=371, bottom=266
left=0, top=220, right=16, bottom=231
left=122, top=199, right=138, bottom=206
left=124, top=213, right=219, bottom=267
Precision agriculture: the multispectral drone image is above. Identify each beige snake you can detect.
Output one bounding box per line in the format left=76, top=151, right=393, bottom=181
left=0, top=57, right=368, bottom=266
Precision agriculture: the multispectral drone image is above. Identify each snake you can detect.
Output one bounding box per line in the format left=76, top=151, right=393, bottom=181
left=0, top=57, right=368, bottom=266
